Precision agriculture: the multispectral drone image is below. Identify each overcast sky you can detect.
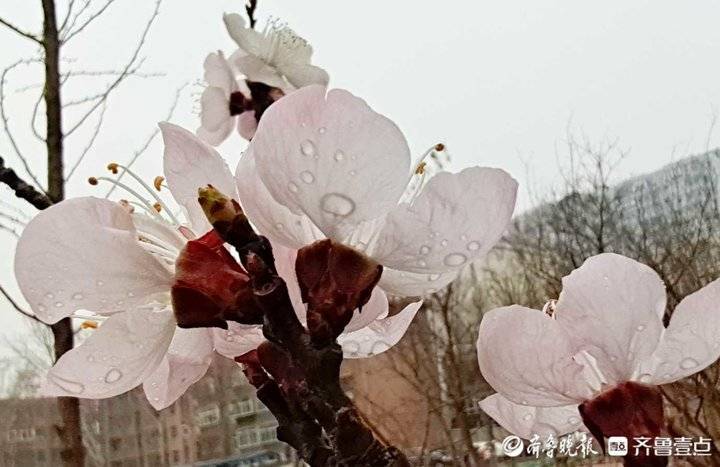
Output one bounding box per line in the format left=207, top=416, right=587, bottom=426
left=1, top=0, right=720, bottom=355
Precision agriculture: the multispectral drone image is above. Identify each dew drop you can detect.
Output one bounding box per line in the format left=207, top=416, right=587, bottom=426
left=568, top=416, right=580, bottom=425
left=96, top=280, right=104, bottom=287
left=636, top=325, right=645, bottom=332
left=440, top=239, right=448, bottom=247
left=72, top=293, right=84, bottom=301
left=609, top=355, right=617, bottom=362
left=680, top=358, right=699, bottom=370
left=38, top=304, right=47, bottom=312
left=87, top=356, right=95, bottom=363
left=333, top=150, right=345, bottom=162
left=288, top=182, right=299, bottom=193
left=54, top=302, right=63, bottom=308
left=638, top=373, right=652, bottom=383
left=300, top=140, right=316, bottom=157
left=425, top=288, right=436, bottom=294
left=443, top=253, right=467, bottom=267
left=417, top=260, right=427, bottom=268
left=45, top=292, right=54, bottom=299
left=522, top=413, right=533, bottom=421
left=127, top=292, right=135, bottom=298
left=467, top=241, right=481, bottom=251
left=320, top=193, right=355, bottom=217
left=419, top=245, right=431, bottom=256
left=348, top=170, right=357, bottom=176
left=104, top=368, right=123, bottom=384
left=274, top=222, right=285, bottom=231
left=300, top=171, right=315, bottom=184
left=428, top=274, right=440, bottom=281
left=318, top=127, right=327, bottom=134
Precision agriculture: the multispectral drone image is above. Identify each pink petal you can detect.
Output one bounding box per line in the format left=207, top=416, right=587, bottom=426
left=41, top=308, right=175, bottom=398
left=202, top=52, right=237, bottom=95
left=212, top=322, right=265, bottom=359
left=280, top=63, right=329, bottom=89
left=641, top=278, right=720, bottom=384
left=479, top=394, right=585, bottom=440
left=237, top=110, right=257, bottom=140
left=345, top=287, right=389, bottom=333
left=143, top=327, right=214, bottom=410
left=372, top=167, right=517, bottom=274
left=477, top=305, right=593, bottom=406
left=235, top=150, right=324, bottom=249
left=339, top=300, right=422, bottom=358
left=197, top=119, right=235, bottom=147
left=250, top=85, right=411, bottom=241
left=555, top=253, right=666, bottom=385
left=14, top=197, right=172, bottom=323
left=234, top=54, right=289, bottom=91
left=223, top=13, right=265, bottom=58
left=200, top=87, right=232, bottom=132
left=378, top=268, right=457, bottom=297
left=160, top=123, right=238, bottom=234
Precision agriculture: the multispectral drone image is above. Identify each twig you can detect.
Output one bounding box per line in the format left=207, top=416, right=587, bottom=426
left=0, top=154, right=54, bottom=210
left=61, top=0, right=117, bottom=44
left=0, top=59, right=46, bottom=190
left=0, top=210, right=27, bottom=227
left=63, top=0, right=161, bottom=138
left=0, top=17, right=42, bottom=44
left=105, top=81, right=187, bottom=197
left=0, top=221, right=19, bottom=238
left=65, top=100, right=106, bottom=181
left=0, top=284, right=41, bottom=324
left=246, top=0, right=258, bottom=29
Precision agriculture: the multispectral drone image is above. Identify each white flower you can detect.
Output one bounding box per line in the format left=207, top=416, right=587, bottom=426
left=232, top=85, right=518, bottom=353
left=13, top=123, right=268, bottom=409
left=223, top=13, right=329, bottom=93
left=197, top=52, right=257, bottom=146
left=477, top=253, right=720, bottom=439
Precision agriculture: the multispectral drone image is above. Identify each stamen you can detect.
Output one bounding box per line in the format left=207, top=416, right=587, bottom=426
left=153, top=202, right=162, bottom=213
left=103, top=163, right=180, bottom=225
left=80, top=321, right=98, bottom=329
left=89, top=176, right=164, bottom=221
left=107, top=162, right=120, bottom=174
left=118, top=199, right=135, bottom=214
left=72, top=313, right=107, bottom=322
left=153, top=176, right=165, bottom=191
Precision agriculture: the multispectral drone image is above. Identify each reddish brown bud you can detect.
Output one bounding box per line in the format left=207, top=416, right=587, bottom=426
left=295, top=239, right=382, bottom=342
left=172, top=230, right=263, bottom=328
left=579, top=381, right=667, bottom=466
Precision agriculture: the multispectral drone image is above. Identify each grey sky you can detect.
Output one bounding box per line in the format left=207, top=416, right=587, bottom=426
left=1, top=0, right=719, bottom=353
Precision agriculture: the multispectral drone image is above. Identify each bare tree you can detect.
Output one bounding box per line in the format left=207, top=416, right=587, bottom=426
left=0, top=2, right=167, bottom=465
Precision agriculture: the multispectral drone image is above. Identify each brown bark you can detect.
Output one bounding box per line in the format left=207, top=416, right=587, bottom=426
left=41, top=0, right=84, bottom=465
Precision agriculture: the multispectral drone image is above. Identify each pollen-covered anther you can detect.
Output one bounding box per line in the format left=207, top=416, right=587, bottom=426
left=80, top=320, right=98, bottom=330
left=118, top=199, right=135, bottom=214
left=153, top=176, right=165, bottom=191
left=415, top=162, right=427, bottom=175
left=106, top=162, right=120, bottom=174
left=434, top=143, right=445, bottom=152
left=153, top=202, right=162, bottom=213
left=88, top=177, right=99, bottom=186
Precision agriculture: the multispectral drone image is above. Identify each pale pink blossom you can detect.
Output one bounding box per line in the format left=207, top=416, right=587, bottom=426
left=477, top=253, right=720, bottom=439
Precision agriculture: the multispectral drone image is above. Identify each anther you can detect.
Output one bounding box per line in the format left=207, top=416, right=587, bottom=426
left=153, top=202, right=162, bottom=213
left=80, top=320, right=98, bottom=330
left=88, top=177, right=99, bottom=186
left=415, top=162, right=427, bottom=175
left=434, top=143, right=445, bottom=152
left=153, top=176, right=165, bottom=191
left=118, top=199, right=135, bottom=214
left=107, top=162, right=120, bottom=174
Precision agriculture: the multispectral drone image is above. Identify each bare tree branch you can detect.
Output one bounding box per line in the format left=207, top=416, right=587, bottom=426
left=61, top=0, right=117, bottom=44
left=246, top=0, right=258, bottom=29
left=63, top=0, right=161, bottom=138
left=0, top=284, right=41, bottom=324
left=0, top=154, right=53, bottom=210
left=0, top=17, right=42, bottom=44
left=65, top=100, right=106, bottom=181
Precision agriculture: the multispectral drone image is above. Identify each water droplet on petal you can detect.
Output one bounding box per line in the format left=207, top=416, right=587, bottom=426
left=104, top=368, right=123, bottom=384
left=467, top=241, right=481, bottom=251
left=300, top=140, right=316, bottom=157
left=636, top=325, right=645, bottom=332
left=318, top=127, right=326, bottom=134
left=72, top=293, right=83, bottom=300
left=568, top=416, right=580, bottom=425
left=428, top=274, right=440, bottom=281
left=127, top=292, right=135, bottom=298
left=300, top=171, right=315, bottom=184
left=609, top=355, right=617, bottom=362
left=443, top=253, right=467, bottom=267
left=680, top=358, right=699, bottom=370
left=288, top=182, right=299, bottom=193
left=419, top=245, right=430, bottom=256
left=440, top=239, right=448, bottom=247
left=417, top=260, right=427, bottom=268
left=348, top=170, right=357, bottom=176
left=54, top=302, right=63, bottom=308
left=37, top=304, right=47, bottom=312
left=638, top=373, right=652, bottom=383
left=522, top=413, right=533, bottom=421
left=96, top=280, right=104, bottom=287
left=274, top=222, right=284, bottom=231
left=320, top=193, right=355, bottom=217
left=87, top=356, right=95, bottom=362
left=334, top=150, right=345, bottom=161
